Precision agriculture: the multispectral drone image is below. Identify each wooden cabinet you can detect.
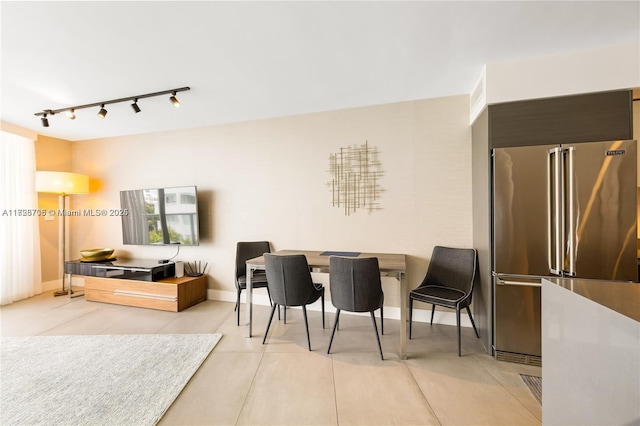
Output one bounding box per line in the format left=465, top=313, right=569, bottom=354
left=84, top=275, right=207, bottom=312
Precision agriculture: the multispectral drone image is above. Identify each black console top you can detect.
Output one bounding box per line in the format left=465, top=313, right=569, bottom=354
left=66, top=258, right=173, bottom=268
left=65, top=258, right=175, bottom=282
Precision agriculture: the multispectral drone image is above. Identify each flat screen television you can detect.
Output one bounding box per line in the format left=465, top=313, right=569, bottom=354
left=120, top=185, right=200, bottom=246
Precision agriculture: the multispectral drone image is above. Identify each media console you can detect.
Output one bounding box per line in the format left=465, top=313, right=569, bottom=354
left=65, top=259, right=207, bottom=312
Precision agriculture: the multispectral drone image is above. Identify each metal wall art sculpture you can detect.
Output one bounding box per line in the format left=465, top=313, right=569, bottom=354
left=327, top=140, right=383, bottom=216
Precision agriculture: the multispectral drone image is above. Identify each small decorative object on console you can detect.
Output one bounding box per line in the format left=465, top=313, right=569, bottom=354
left=185, top=261, right=208, bottom=277
left=80, top=248, right=116, bottom=262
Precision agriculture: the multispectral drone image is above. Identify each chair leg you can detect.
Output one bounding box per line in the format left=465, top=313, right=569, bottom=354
left=456, top=306, right=461, bottom=356
left=380, top=305, right=384, bottom=335
left=466, top=306, right=480, bottom=338
left=409, top=297, right=413, bottom=340
left=321, top=288, right=325, bottom=329
left=302, top=305, right=311, bottom=351
left=236, top=290, right=242, bottom=326
left=262, top=303, right=278, bottom=345
left=370, top=312, right=384, bottom=360
left=284, top=305, right=287, bottom=324
left=327, top=309, right=341, bottom=354
left=265, top=286, right=276, bottom=318
left=430, top=304, right=436, bottom=325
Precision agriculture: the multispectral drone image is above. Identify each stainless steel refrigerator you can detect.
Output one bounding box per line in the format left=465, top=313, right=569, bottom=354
left=492, top=139, right=637, bottom=365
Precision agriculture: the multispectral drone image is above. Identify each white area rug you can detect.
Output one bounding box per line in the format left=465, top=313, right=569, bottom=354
left=0, top=333, right=222, bottom=426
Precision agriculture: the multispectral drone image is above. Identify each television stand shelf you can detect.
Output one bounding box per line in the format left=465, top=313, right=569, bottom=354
left=65, top=259, right=207, bottom=312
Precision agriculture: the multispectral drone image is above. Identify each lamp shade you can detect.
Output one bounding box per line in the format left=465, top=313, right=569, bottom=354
left=36, top=171, right=89, bottom=195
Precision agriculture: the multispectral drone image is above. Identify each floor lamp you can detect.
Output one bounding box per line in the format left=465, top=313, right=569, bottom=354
left=36, top=171, right=89, bottom=297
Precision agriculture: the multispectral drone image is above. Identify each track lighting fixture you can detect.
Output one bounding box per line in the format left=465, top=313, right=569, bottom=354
left=169, top=92, right=180, bottom=108
left=34, top=86, right=190, bottom=127
left=131, top=99, right=141, bottom=113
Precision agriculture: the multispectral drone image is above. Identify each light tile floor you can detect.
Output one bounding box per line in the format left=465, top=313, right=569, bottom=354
left=1, top=292, right=542, bottom=425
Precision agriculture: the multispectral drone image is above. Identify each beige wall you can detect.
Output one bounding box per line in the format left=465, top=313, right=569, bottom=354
left=64, top=95, right=472, bottom=307
left=34, top=135, right=73, bottom=282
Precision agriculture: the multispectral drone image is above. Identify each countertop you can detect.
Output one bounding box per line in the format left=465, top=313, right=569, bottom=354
left=546, top=277, right=640, bottom=322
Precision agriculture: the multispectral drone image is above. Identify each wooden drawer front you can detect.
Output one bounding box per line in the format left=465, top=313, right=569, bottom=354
left=84, top=277, right=178, bottom=312
left=85, top=277, right=178, bottom=297
left=84, top=288, right=178, bottom=312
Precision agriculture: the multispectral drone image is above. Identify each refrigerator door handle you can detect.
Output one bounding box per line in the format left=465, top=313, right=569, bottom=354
left=548, top=147, right=563, bottom=275
left=495, top=278, right=543, bottom=288
left=563, top=147, right=577, bottom=276
left=493, top=273, right=544, bottom=287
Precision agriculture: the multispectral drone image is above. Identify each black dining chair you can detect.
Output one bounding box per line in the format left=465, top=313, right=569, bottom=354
left=235, top=241, right=272, bottom=326
left=262, top=253, right=325, bottom=351
left=327, top=256, right=385, bottom=360
left=409, top=246, right=480, bottom=356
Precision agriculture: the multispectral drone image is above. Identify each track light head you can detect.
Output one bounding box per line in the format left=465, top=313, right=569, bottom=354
left=35, top=86, right=189, bottom=126
left=131, top=99, right=141, bottom=113
left=169, top=92, right=180, bottom=108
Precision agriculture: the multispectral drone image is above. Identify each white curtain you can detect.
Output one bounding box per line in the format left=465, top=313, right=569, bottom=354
left=0, top=131, right=42, bottom=305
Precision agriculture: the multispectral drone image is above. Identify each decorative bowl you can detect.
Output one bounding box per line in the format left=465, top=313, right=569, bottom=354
left=80, top=248, right=115, bottom=259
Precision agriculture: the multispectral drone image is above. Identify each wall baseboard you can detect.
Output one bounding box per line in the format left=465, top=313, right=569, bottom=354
left=207, top=289, right=475, bottom=327
left=42, top=279, right=61, bottom=292
left=40, top=283, right=474, bottom=328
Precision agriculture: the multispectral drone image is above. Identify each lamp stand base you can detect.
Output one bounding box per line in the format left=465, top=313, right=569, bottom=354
left=69, top=291, right=84, bottom=299
left=53, top=289, right=73, bottom=297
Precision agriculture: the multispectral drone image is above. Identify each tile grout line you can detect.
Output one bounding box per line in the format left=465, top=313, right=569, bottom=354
left=36, top=299, right=104, bottom=336
left=471, top=355, right=543, bottom=422
left=402, top=358, right=443, bottom=426
left=330, top=354, right=340, bottom=426
left=219, top=307, right=265, bottom=426
left=234, top=348, right=266, bottom=425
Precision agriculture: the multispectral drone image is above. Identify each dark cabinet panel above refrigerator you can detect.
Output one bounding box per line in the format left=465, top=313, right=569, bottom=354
left=489, top=90, right=633, bottom=148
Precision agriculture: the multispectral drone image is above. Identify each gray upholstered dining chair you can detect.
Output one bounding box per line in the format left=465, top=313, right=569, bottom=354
left=327, top=256, right=385, bottom=360
left=235, top=241, right=271, bottom=326
left=409, top=246, right=480, bottom=356
left=262, top=253, right=325, bottom=351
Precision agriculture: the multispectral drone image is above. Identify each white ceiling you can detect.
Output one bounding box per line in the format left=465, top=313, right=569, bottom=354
left=1, top=1, right=639, bottom=141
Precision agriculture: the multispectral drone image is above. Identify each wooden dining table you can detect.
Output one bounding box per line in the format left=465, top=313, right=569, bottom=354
left=245, top=249, right=408, bottom=359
